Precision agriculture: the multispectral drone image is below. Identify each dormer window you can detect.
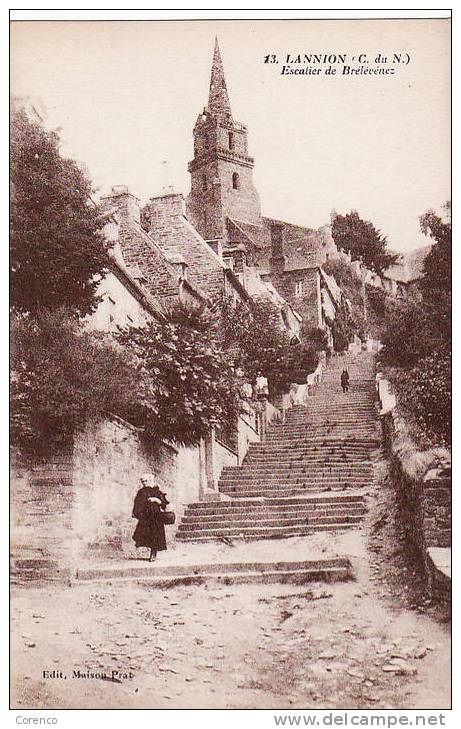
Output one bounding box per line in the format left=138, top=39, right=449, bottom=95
left=232, top=172, right=240, bottom=190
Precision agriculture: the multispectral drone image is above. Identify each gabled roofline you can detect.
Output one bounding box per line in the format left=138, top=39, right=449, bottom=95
left=108, top=255, right=165, bottom=321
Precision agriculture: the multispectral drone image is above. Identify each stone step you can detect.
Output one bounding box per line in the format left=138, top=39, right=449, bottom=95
left=76, top=557, right=354, bottom=586
left=248, top=441, right=373, bottom=457
left=31, top=472, right=73, bottom=483
left=183, top=499, right=367, bottom=515
left=298, top=403, right=375, bottom=409
left=219, top=487, right=368, bottom=498
left=220, top=473, right=372, bottom=483
left=278, top=411, right=376, bottom=417
left=176, top=522, right=362, bottom=541
left=222, top=462, right=373, bottom=472
left=182, top=506, right=366, bottom=521
left=263, top=436, right=379, bottom=447
left=245, top=455, right=372, bottom=464
left=175, top=352, right=377, bottom=545
left=187, top=493, right=366, bottom=508
left=223, top=461, right=373, bottom=471
left=276, top=422, right=376, bottom=430
left=267, top=429, right=377, bottom=438
left=219, top=474, right=372, bottom=485
left=220, top=471, right=372, bottom=481
left=219, top=480, right=370, bottom=498
left=267, top=419, right=376, bottom=438
left=278, top=415, right=376, bottom=433
left=179, top=513, right=366, bottom=530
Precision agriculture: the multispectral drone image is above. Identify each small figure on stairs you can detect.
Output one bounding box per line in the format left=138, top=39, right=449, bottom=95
left=340, top=368, right=350, bottom=393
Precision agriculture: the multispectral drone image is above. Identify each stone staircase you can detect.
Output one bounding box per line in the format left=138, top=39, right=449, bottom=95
left=177, top=353, right=378, bottom=543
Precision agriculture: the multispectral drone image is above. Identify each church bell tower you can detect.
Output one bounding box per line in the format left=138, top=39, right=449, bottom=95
left=186, top=38, right=261, bottom=245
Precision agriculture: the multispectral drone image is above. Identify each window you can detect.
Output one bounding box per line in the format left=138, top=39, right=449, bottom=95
left=232, top=172, right=240, bottom=190
left=202, top=174, right=207, bottom=191
left=295, top=281, right=303, bottom=296
left=228, top=132, right=234, bottom=150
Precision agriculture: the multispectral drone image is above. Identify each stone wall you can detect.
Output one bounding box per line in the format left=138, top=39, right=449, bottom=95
left=11, top=454, right=75, bottom=582
left=380, top=405, right=451, bottom=597
left=262, top=268, right=321, bottom=329
left=11, top=416, right=205, bottom=580
left=237, top=411, right=260, bottom=465
left=422, top=473, right=451, bottom=549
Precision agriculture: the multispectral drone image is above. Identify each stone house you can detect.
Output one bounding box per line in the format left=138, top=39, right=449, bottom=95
left=381, top=245, right=431, bottom=298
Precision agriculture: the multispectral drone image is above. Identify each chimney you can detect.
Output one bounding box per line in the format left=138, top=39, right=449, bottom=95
left=270, top=222, right=285, bottom=272
left=147, top=192, right=186, bottom=232
left=100, top=185, right=141, bottom=225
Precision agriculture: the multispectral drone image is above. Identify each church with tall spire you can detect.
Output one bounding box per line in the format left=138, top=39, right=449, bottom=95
left=98, top=38, right=342, bottom=338
left=186, top=38, right=262, bottom=244
left=186, top=38, right=339, bottom=329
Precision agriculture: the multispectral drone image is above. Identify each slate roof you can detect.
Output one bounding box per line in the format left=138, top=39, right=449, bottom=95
left=108, top=213, right=207, bottom=309
left=227, top=216, right=331, bottom=273
left=384, top=245, right=431, bottom=283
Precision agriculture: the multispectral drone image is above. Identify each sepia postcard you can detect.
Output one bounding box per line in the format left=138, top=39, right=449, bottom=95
left=9, top=11, right=452, bottom=718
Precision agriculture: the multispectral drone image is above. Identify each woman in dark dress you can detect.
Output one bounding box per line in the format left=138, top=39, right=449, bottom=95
left=340, top=368, right=350, bottom=393
left=132, top=476, right=169, bottom=561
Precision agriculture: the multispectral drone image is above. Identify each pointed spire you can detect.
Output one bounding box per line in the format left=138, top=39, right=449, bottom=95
left=208, top=37, right=232, bottom=119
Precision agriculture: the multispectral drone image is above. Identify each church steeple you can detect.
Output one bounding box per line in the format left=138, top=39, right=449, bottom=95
left=208, top=37, right=233, bottom=120
left=186, top=38, right=261, bottom=243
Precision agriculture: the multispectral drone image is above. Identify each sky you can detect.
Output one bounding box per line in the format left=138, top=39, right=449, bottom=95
left=10, top=18, right=450, bottom=253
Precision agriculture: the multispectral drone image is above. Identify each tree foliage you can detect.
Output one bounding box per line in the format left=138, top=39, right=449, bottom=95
left=117, top=307, right=242, bottom=447
left=379, top=300, right=443, bottom=369
left=379, top=202, right=451, bottom=446
left=11, top=306, right=244, bottom=456
left=216, top=296, right=320, bottom=396
left=11, top=309, right=142, bottom=456
left=10, top=103, right=110, bottom=317
left=331, top=210, right=397, bottom=274
left=419, top=202, right=451, bottom=308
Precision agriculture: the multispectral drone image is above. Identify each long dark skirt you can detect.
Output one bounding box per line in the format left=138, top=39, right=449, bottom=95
left=133, top=506, right=167, bottom=551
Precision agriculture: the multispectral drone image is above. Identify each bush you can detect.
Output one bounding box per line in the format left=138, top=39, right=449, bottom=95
left=216, top=296, right=292, bottom=395
left=379, top=300, right=443, bottom=369
left=11, top=306, right=244, bottom=456
left=390, top=348, right=451, bottom=447
left=117, top=307, right=242, bottom=447
left=300, top=325, right=328, bottom=352
left=10, top=309, right=142, bottom=456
